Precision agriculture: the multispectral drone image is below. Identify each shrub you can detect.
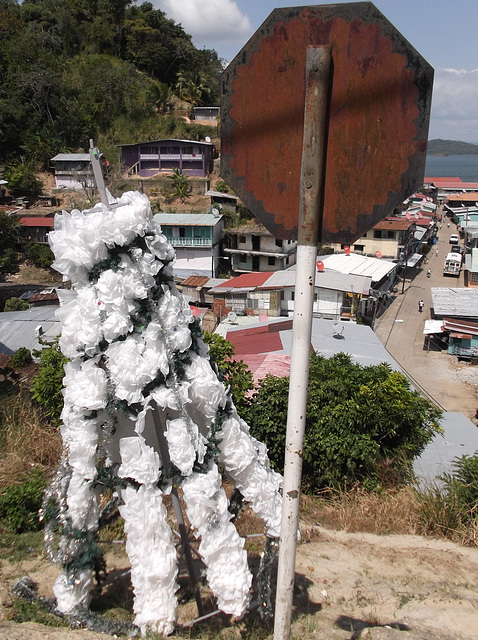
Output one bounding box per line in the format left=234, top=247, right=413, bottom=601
left=418, top=454, right=478, bottom=544
left=203, top=332, right=254, bottom=420
left=25, top=243, right=55, bottom=269
left=248, top=352, right=442, bottom=492
left=4, top=297, right=29, bottom=312
left=9, top=347, right=32, bottom=368
left=31, top=340, right=68, bottom=424
left=0, top=468, right=47, bottom=532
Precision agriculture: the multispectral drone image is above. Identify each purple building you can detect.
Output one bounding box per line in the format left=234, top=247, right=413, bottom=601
left=116, top=139, right=217, bottom=178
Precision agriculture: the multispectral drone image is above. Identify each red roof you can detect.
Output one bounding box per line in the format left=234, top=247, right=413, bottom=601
left=425, top=177, right=463, bottom=184
left=19, top=217, right=55, bottom=227
left=215, top=272, right=273, bottom=289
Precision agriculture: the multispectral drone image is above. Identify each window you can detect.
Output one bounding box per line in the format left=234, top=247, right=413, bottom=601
left=314, top=293, right=318, bottom=302
left=239, top=235, right=246, bottom=244
left=373, top=230, right=382, bottom=239
left=354, top=244, right=364, bottom=252
left=239, top=253, right=247, bottom=263
left=268, top=256, right=276, bottom=266
left=179, top=227, right=186, bottom=238
left=275, top=239, right=283, bottom=248
left=387, top=230, right=396, bottom=239
left=230, top=235, right=238, bottom=249
left=280, top=291, right=285, bottom=301
left=291, top=291, right=295, bottom=301
left=140, top=146, right=158, bottom=155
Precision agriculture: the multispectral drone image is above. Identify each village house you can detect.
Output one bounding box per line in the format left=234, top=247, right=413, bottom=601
left=19, top=217, right=55, bottom=244
left=116, top=139, right=217, bottom=178
left=154, top=212, right=225, bottom=279
left=207, top=257, right=379, bottom=322
left=224, top=224, right=297, bottom=274
left=50, top=153, right=96, bottom=191
left=192, top=106, right=220, bottom=122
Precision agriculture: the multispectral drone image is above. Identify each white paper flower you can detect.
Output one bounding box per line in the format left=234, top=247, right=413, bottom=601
left=106, top=336, right=158, bottom=404
left=49, top=208, right=109, bottom=283
left=57, top=287, right=102, bottom=358
left=62, top=359, right=107, bottom=410
left=184, top=353, right=227, bottom=419
left=117, top=436, right=161, bottom=484
left=166, top=418, right=196, bottom=476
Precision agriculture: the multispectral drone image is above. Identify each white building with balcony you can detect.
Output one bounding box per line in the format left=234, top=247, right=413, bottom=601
left=224, top=224, right=297, bottom=273
left=154, top=213, right=225, bottom=279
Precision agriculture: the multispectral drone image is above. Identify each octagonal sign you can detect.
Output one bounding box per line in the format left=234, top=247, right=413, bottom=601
left=220, top=2, right=433, bottom=243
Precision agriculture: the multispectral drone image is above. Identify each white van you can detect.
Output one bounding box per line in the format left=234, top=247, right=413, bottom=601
left=443, top=251, right=462, bottom=276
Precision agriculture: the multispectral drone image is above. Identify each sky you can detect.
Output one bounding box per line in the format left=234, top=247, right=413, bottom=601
left=151, top=0, right=478, bottom=143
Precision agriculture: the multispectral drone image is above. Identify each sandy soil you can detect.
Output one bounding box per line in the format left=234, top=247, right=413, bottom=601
left=1, top=526, right=477, bottom=640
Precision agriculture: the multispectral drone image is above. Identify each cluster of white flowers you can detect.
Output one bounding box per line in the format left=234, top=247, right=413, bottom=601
left=49, top=191, right=283, bottom=636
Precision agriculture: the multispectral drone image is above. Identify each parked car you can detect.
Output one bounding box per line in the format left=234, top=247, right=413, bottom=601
left=449, top=234, right=459, bottom=244
left=451, top=245, right=463, bottom=254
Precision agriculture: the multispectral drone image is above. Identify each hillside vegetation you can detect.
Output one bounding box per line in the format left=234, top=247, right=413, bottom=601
left=428, top=139, right=478, bottom=155
left=0, top=0, right=223, bottom=168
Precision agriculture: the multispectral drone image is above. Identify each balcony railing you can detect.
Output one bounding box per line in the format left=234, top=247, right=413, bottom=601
left=165, top=237, right=212, bottom=247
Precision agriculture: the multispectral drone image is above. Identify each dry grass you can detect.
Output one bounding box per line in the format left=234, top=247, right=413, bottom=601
left=300, top=487, right=423, bottom=536
left=5, top=262, right=62, bottom=285
left=0, top=391, right=62, bottom=488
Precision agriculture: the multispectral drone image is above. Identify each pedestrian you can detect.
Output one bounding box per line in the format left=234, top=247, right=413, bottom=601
left=418, top=300, right=424, bottom=313
left=447, top=222, right=450, bottom=228
left=435, top=248, right=439, bottom=257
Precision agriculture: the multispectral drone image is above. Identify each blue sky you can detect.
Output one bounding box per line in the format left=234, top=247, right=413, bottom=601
left=152, top=0, right=478, bottom=143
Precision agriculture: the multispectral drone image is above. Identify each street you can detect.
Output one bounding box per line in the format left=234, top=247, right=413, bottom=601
left=373, top=210, right=478, bottom=419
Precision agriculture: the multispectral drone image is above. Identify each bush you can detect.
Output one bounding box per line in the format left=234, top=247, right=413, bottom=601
left=31, top=340, right=68, bottom=424
left=25, top=243, right=54, bottom=269
left=4, top=297, right=29, bottom=312
left=248, top=352, right=442, bottom=492
left=0, top=468, right=47, bottom=532
left=418, top=454, right=478, bottom=544
left=9, top=347, right=32, bottom=368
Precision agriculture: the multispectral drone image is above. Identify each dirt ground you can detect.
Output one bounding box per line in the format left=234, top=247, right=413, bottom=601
left=1, top=524, right=477, bottom=640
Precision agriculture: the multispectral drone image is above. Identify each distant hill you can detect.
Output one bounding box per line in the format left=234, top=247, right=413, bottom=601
left=428, top=139, right=478, bottom=155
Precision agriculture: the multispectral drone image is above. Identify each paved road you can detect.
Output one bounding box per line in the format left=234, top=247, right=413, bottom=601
left=373, top=210, right=478, bottom=419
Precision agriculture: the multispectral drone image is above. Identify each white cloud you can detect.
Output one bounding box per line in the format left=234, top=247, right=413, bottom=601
left=428, top=68, right=478, bottom=142
left=151, top=0, right=253, bottom=55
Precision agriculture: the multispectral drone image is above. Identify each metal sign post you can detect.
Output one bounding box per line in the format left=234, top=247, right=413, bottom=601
left=273, top=45, right=331, bottom=640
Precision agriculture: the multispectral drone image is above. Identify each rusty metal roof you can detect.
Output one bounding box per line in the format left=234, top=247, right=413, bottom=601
left=180, top=276, right=211, bottom=288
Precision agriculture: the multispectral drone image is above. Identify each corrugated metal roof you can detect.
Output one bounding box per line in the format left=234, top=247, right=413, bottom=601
left=431, top=287, right=478, bottom=318
left=180, top=276, right=211, bottom=288
left=262, top=269, right=371, bottom=295
left=319, top=253, right=396, bottom=283
left=217, top=316, right=401, bottom=372
left=204, top=190, right=238, bottom=200
left=51, top=154, right=91, bottom=162
left=0, top=305, right=60, bottom=355
left=374, top=218, right=413, bottom=231
left=116, top=139, right=215, bottom=148
left=20, top=217, right=55, bottom=227
left=154, top=213, right=222, bottom=226
left=214, top=272, right=273, bottom=290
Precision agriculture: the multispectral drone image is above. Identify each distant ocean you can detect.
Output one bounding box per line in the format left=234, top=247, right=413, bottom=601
left=425, top=155, right=478, bottom=182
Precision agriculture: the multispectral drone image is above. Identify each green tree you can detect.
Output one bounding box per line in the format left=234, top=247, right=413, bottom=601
left=31, top=339, right=68, bottom=424
left=203, top=332, right=254, bottom=420
left=0, top=211, right=20, bottom=277
left=4, top=297, right=29, bottom=312
left=248, top=352, right=442, bottom=491
left=25, top=243, right=54, bottom=269
left=3, top=158, right=42, bottom=198
left=169, top=168, right=191, bottom=203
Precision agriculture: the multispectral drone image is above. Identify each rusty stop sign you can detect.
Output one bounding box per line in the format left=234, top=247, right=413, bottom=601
left=220, top=2, right=434, bottom=244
